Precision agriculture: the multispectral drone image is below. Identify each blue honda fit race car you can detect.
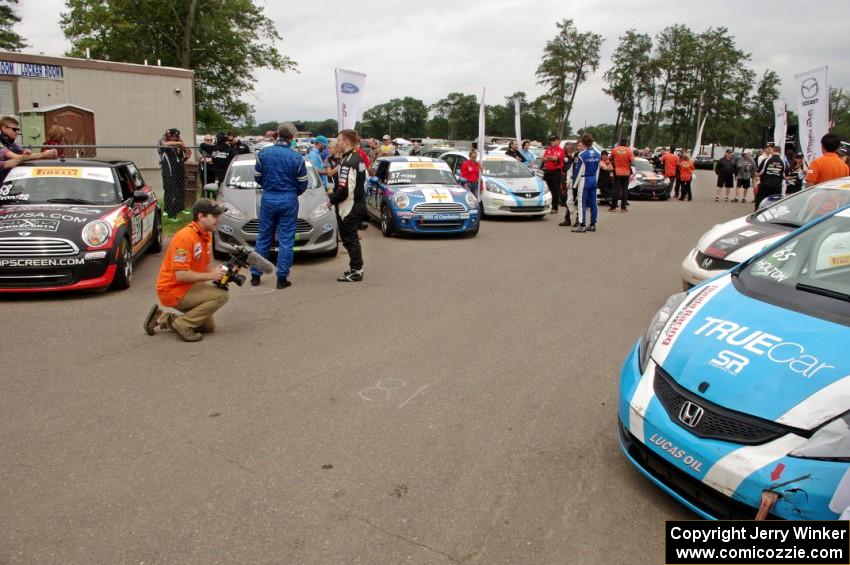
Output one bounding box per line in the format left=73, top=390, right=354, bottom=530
left=619, top=204, right=850, bottom=520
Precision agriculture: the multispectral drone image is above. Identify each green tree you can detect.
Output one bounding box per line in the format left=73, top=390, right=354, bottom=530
left=60, top=0, right=296, bottom=130
left=536, top=18, right=603, bottom=138
left=744, top=69, right=782, bottom=147
left=361, top=97, right=427, bottom=138
left=602, top=30, right=653, bottom=142
left=0, top=0, right=25, bottom=50
left=428, top=92, right=478, bottom=140
left=577, top=123, right=616, bottom=147
left=832, top=88, right=850, bottom=143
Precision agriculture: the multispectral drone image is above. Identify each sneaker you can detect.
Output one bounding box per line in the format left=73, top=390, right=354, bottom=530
left=337, top=269, right=364, bottom=282
left=572, top=220, right=580, bottom=227
left=173, top=324, right=203, bottom=342
left=587, top=224, right=596, bottom=232
left=571, top=225, right=586, bottom=233
left=715, top=197, right=720, bottom=202
left=549, top=209, right=558, bottom=214
left=620, top=207, right=628, bottom=213
left=608, top=207, right=617, bottom=212
left=358, top=222, right=368, bottom=231
left=144, top=304, right=162, bottom=336
left=732, top=198, right=739, bottom=203
left=250, top=274, right=261, bottom=286
left=558, top=220, right=571, bottom=227
left=724, top=197, right=729, bottom=202
left=276, top=277, right=291, bottom=289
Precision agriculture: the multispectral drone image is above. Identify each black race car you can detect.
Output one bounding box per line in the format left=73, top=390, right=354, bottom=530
left=627, top=157, right=671, bottom=200
left=0, top=159, right=162, bottom=292
left=693, top=153, right=714, bottom=169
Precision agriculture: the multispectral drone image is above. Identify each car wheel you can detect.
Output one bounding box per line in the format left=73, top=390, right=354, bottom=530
left=148, top=211, right=163, bottom=253
left=479, top=201, right=487, bottom=219
left=660, top=190, right=671, bottom=201
left=110, top=237, right=133, bottom=290
left=212, top=233, right=229, bottom=260
left=533, top=214, right=546, bottom=220
left=380, top=206, right=394, bottom=237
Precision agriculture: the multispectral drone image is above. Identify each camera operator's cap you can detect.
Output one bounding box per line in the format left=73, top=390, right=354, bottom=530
left=192, top=198, right=226, bottom=217
left=315, top=135, right=329, bottom=146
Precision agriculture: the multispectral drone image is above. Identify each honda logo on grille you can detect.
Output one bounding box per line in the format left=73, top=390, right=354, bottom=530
left=678, top=401, right=704, bottom=428
left=700, top=257, right=713, bottom=269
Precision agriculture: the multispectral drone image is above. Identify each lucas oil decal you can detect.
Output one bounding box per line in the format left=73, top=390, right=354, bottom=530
left=648, top=433, right=703, bottom=472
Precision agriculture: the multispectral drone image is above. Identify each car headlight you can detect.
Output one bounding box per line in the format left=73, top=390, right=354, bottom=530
left=222, top=201, right=246, bottom=220
left=465, top=192, right=477, bottom=208
left=393, top=192, right=410, bottom=209
left=485, top=180, right=508, bottom=195
left=639, top=292, right=687, bottom=373
left=309, top=203, right=329, bottom=220
left=662, top=177, right=670, bottom=185
left=790, top=413, right=850, bottom=460
left=82, top=220, right=111, bottom=247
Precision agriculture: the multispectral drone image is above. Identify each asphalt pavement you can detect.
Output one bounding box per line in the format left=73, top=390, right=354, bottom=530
left=1, top=173, right=752, bottom=564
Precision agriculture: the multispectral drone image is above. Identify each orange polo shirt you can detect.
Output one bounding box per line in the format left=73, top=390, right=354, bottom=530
left=806, top=152, right=850, bottom=185
left=156, top=221, right=212, bottom=306
left=662, top=152, right=680, bottom=177
left=678, top=161, right=694, bottom=181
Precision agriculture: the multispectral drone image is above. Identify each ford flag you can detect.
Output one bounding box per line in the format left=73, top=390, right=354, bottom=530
left=335, top=68, right=367, bottom=131
left=794, top=66, right=829, bottom=164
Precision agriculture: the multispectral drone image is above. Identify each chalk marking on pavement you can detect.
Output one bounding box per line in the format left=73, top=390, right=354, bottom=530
left=398, top=384, right=430, bottom=409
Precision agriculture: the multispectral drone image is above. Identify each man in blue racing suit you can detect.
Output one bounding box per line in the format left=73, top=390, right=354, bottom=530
left=570, top=133, right=600, bottom=233
left=250, top=122, right=309, bottom=289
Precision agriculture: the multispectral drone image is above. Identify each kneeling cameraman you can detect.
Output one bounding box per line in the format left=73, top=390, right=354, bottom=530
left=144, top=199, right=228, bottom=342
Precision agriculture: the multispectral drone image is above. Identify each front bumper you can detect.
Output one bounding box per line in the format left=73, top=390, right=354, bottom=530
left=629, top=182, right=670, bottom=199
left=216, top=214, right=337, bottom=255
left=0, top=254, right=115, bottom=292
left=392, top=209, right=479, bottom=234
left=618, top=340, right=850, bottom=520
left=680, top=248, right=738, bottom=290
left=481, top=192, right=552, bottom=216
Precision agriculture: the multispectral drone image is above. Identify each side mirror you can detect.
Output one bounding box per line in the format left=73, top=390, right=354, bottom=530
left=132, top=190, right=149, bottom=202
left=204, top=182, right=219, bottom=194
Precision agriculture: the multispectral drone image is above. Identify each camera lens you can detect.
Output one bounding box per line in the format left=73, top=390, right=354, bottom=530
left=232, top=273, right=246, bottom=286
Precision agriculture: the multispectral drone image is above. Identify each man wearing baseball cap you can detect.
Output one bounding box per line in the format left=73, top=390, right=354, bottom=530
left=145, top=199, right=229, bottom=342
left=307, top=135, right=331, bottom=187
left=158, top=127, right=192, bottom=219
left=379, top=135, right=396, bottom=157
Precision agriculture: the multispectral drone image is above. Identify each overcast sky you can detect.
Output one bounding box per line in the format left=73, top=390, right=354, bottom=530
left=16, top=0, right=850, bottom=128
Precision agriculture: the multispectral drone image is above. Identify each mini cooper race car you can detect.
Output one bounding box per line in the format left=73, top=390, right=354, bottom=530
left=681, top=177, right=850, bottom=289
left=620, top=204, right=850, bottom=520
left=0, top=159, right=161, bottom=292
left=365, top=157, right=479, bottom=236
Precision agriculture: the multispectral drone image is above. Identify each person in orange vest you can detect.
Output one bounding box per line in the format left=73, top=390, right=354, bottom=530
left=677, top=153, right=695, bottom=201
left=609, top=138, right=634, bottom=212
left=806, top=133, right=850, bottom=186
left=661, top=147, right=680, bottom=199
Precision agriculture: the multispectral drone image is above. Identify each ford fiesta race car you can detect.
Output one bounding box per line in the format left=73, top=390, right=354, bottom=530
left=211, top=153, right=338, bottom=258
left=681, top=177, right=850, bottom=289
left=366, top=157, right=479, bottom=236
left=620, top=204, right=850, bottom=520
left=0, top=159, right=161, bottom=292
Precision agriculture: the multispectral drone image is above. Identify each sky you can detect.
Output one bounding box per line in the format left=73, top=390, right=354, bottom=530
left=15, top=0, right=850, bottom=128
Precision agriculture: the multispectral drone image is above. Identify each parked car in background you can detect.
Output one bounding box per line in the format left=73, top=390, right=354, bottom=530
left=693, top=154, right=714, bottom=169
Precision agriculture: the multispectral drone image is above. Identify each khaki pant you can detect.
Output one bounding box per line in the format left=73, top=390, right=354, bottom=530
left=167, top=284, right=229, bottom=334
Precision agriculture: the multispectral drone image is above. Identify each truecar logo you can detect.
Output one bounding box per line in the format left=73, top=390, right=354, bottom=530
left=340, top=82, right=359, bottom=94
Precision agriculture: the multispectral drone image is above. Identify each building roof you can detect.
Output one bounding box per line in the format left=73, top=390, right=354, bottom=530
left=0, top=51, right=194, bottom=79
left=19, top=103, right=95, bottom=114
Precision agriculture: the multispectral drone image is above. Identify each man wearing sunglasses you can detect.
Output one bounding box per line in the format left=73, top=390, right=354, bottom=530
left=0, top=115, right=57, bottom=182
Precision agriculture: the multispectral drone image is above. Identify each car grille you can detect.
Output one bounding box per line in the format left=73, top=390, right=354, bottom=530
left=413, top=203, right=466, bottom=214
left=618, top=421, right=780, bottom=520
left=0, top=237, right=79, bottom=257
left=512, top=192, right=540, bottom=199
left=501, top=206, right=546, bottom=213
left=242, top=219, right=312, bottom=235
left=653, top=366, right=800, bottom=445
left=695, top=251, right=737, bottom=271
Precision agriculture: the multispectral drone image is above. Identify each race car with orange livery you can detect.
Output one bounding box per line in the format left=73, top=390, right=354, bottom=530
left=0, top=159, right=162, bottom=292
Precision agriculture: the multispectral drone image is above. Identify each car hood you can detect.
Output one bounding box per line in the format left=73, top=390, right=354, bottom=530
left=697, top=216, right=789, bottom=262
left=0, top=204, right=113, bottom=242
left=634, top=171, right=665, bottom=182
left=393, top=184, right=469, bottom=205
left=220, top=186, right=328, bottom=220
left=482, top=176, right=546, bottom=194
left=655, top=276, right=850, bottom=430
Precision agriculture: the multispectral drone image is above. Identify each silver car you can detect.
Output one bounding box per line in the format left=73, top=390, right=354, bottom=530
left=211, top=153, right=338, bottom=258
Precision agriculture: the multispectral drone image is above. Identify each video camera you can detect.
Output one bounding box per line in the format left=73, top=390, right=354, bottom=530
left=213, top=243, right=275, bottom=290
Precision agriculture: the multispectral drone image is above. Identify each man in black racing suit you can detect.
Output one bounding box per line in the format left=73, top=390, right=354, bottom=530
left=328, top=129, right=366, bottom=282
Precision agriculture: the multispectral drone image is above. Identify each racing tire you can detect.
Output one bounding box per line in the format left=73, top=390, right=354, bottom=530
left=478, top=201, right=487, bottom=219
left=532, top=214, right=546, bottom=220
left=467, top=224, right=480, bottom=237
left=148, top=211, right=163, bottom=253
left=212, top=233, right=229, bottom=260
left=380, top=206, right=394, bottom=237
left=110, top=237, right=133, bottom=290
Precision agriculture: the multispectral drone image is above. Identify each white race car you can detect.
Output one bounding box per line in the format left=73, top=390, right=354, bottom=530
left=680, top=176, right=850, bottom=289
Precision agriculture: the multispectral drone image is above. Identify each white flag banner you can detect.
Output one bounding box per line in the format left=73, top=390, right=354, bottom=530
left=773, top=98, right=787, bottom=151
left=629, top=105, right=640, bottom=149
left=478, top=87, right=486, bottom=155
left=335, top=68, right=367, bottom=131
left=794, top=66, right=829, bottom=164
left=514, top=97, right=522, bottom=149
left=692, top=114, right=708, bottom=158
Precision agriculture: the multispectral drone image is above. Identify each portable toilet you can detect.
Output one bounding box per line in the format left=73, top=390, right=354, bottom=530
left=19, top=104, right=96, bottom=153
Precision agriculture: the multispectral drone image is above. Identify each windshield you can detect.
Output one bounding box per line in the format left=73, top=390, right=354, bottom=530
left=481, top=160, right=534, bottom=178
left=739, top=209, right=850, bottom=320
left=634, top=160, right=654, bottom=172
left=225, top=161, right=322, bottom=190
left=753, top=184, right=850, bottom=228
left=0, top=167, right=119, bottom=205
left=386, top=164, right=456, bottom=185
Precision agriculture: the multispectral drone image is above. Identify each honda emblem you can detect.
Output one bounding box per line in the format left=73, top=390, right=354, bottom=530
left=700, top=257, right=713, bottom=269
left=678, top=401, right=704, bottom=428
